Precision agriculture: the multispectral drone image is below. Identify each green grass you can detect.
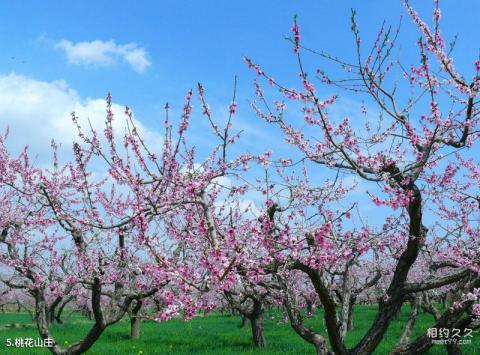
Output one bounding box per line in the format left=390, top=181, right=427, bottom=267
left=0, top=305, right=478, bottom=354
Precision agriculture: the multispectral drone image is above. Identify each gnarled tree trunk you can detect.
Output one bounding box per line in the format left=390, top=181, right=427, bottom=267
left=279, top=276, right=333, bottom=355
left=250, top=312, right=266, bottom=348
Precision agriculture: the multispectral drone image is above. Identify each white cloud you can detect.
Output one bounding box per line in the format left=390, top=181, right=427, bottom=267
left=55, top=39, right=151, bottom=73
left=0, top=73, right=162, bottom=163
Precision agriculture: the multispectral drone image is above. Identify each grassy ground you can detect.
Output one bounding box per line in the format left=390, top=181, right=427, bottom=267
left=0, top=305, right=478, bottom=354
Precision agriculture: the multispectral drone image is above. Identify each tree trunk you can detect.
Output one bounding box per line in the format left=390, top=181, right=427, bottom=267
left=130, top=317, right=141, bottom=340
left=34, top=279, right=110, bottom=355
left=130, top=300, right=143, bottom=340
left=83, top=308, right=93, bottom=320
left=397, top=297, right=419, bottom=347
left=55, top=295, right=73, bottom=325
left=280, top=278, right=333, bottom=354
left=446, top=343, right=462, bottom=355
left=296, top=264, right=348, bottom=355
left=314, top=341, right=331, bottom=355
left=250, top=313, right=266, bottom=348
left=46, top=302, right=59, bottom=327
left=350, top=184, right=426, bottom=355
left=339, top=264, right=353, bottom=340
left=55, top=302, right=66, bottom=324
left=347, top=300, right=354, bottom=331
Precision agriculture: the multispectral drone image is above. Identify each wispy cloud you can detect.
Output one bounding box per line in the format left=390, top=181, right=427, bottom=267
left=55, top=39, right=151, bottom=73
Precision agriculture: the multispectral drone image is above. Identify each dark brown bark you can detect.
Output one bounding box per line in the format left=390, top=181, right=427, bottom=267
left=58, top=278, right=107, bottom=354
left=130, top=300, right=143, bottom=340
left=83, top=308, right=93, bottom=321
left=250, top=313, right=266, bottom=348
left=225, top=290, right=267, bottom=348
left=314, top=342, right=330, bottom=355
left=280, top=277, right=332, bottom=355
left=130, top=317, right=141, bottom=340
left=403, top=269, right=470, bottom=293
left=350, top=184, right=426, bottom=355
left=46, top=296, right=63, bottom=327
left=35, top=278, right=108, bottom=355
left=35, top=277, right=160, bottom=355
left=248, top=297, right=266, bottom=348
left=55, top=296, right=73, bottom=324
left=293, top=262, right=347, bottom=355
left=347, top=298, right=355, bottom=331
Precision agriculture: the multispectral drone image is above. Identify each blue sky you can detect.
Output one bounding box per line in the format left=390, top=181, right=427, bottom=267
left=1, top=0, right=478, bottom=128
left=0, top=0, right=478, bottom=233
left=0, top=0, right=478, bottom=185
